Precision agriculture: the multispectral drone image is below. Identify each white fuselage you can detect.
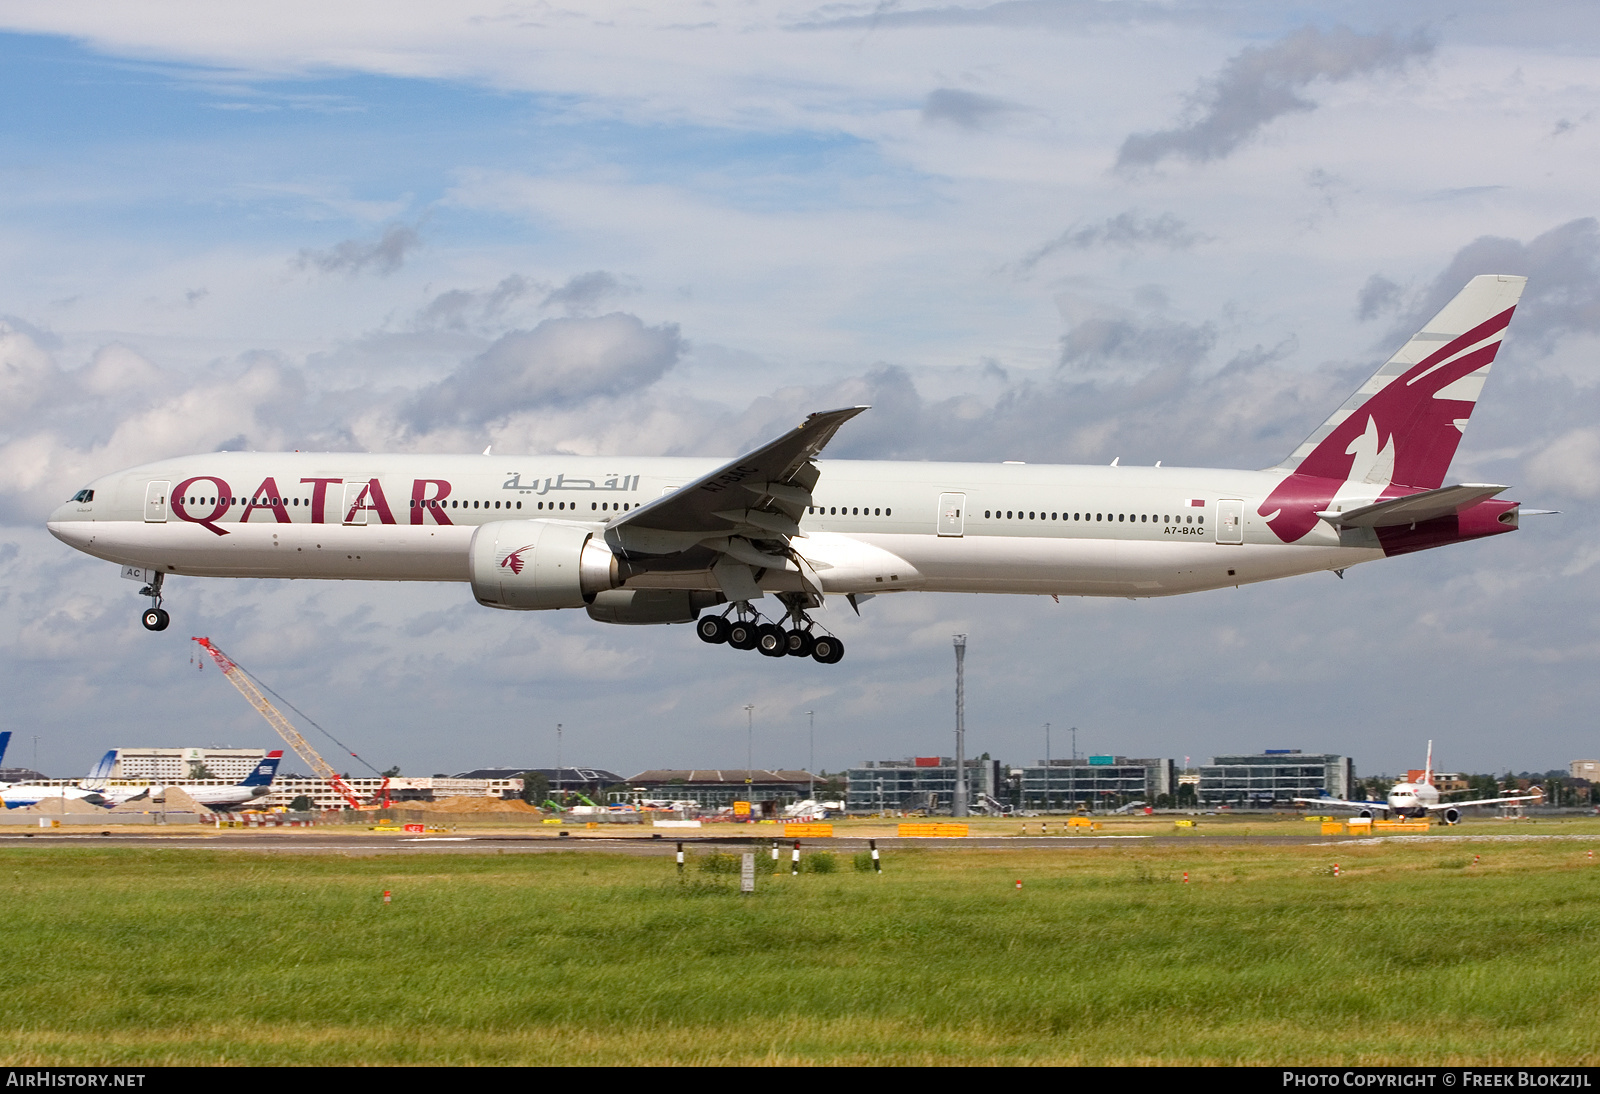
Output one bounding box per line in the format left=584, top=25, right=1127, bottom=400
left=92, top=781, right=272, bottom=809
left=1386, top=781, right=1442, bottom=817
left=46, top=452, right=1387, bottom=600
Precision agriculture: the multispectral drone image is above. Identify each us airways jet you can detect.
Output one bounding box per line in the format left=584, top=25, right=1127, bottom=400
left=48, top=275, right=1542, bottom=665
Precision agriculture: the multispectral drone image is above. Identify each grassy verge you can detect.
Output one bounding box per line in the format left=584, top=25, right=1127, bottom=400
left=3, top=837, right=1598, bottom=1065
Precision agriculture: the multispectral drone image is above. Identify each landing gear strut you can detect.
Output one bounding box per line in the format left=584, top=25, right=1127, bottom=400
left=694, top=594, right=844, bottom=664
left=139, top=573, right=169, bottom=632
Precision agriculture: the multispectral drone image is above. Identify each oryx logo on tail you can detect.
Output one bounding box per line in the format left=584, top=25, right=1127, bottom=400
left=1261, top=275, right=1526, bottom=543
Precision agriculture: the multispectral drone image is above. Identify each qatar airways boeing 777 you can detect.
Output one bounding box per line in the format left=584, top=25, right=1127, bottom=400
left=48, top=275, right=1542, bottom=664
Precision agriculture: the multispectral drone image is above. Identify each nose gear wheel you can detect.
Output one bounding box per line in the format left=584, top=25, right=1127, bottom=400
left=138, top=573, right=169, bottom=631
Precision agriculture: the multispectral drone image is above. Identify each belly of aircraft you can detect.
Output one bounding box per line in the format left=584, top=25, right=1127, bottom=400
left=846, top=534, right=1378, bottom=596
left=47, top=520, right=475, bottom=582
left=51, top=520, right=1379, bottom=596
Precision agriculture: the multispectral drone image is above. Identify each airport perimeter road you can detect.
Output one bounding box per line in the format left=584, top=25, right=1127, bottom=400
left=0, top=829, right=1363, bottom=854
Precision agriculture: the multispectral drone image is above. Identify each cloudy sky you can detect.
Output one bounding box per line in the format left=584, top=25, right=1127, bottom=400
left=3, top=1, right=1600, bottom=782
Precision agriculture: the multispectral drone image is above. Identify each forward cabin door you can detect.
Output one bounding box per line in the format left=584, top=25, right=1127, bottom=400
left=1216, top=499, right=1244, bottom=544
left=937, top=492, right=966, bottom=537
left=144, top=480, right=170, bottom=523
left=342, top=481, right=369, bottom=526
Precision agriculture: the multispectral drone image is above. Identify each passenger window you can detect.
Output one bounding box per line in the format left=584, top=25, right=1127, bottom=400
left=984, top=510, right=991, bottom=518
left=516, top=502, right=522, bottom=509
left=885, top=508, right=891, bottom=516
left=1029, top=511, right=1035, bottom=520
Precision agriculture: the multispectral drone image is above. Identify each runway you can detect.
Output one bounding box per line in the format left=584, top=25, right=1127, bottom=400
left=0, top=829, right=1349, bottom=853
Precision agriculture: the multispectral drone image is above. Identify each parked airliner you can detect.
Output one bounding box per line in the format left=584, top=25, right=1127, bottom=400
left=1297, top=742, right=1542, bottom=823
left=48, top=276, right=1543, bottom=663
left=80, top=749, right=284, bottom=809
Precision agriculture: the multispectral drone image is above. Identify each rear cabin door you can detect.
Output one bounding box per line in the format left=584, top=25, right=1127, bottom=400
left=1216, top=499, right=1244, bottom=544
left=144, top=480, right=170, bottom=523
left=342, top=481, right=369, bottom=526
left=937, top=492, right=966, bottom=537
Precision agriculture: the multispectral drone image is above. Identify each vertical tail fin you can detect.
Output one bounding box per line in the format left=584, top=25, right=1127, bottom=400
left=1423, top=740, right=1434, bottom=787
left=82, top=749, right=116, bottom=790
left=1276, top=275, right=1526, bottom=490
left=240, top=750, right=283, bottom=787
left=0, top=731, right=10, bottom=769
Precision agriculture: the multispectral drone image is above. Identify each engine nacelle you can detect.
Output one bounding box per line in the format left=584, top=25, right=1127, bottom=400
left=469, top=520, right=618, bottom=610
left=1442, top=807, right=1461, bottom=826
left=1357, top=808, right=1374, bottom=819
left=586, top=589, right=724, bottom=625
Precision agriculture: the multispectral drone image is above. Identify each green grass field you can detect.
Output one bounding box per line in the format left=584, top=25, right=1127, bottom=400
left=5, top=834, right=1600, bottom=1065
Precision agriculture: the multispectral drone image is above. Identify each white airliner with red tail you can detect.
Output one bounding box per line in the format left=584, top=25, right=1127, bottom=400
left=1297, top=741, right=1543, bottom=823
left=48, top=276, right=1544, bottom=664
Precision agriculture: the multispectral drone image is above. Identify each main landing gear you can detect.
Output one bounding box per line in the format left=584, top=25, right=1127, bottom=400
left=695, top=596, right=844, bottom=664
left=139, top=573, right=169, bottom=632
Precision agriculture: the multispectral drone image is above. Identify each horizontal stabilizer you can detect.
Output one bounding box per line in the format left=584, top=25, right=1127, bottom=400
left=1316, top=484, right=1508, bottom=528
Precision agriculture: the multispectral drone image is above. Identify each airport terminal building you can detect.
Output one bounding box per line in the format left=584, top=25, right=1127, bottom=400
left=845, top=757, right=1003, bottom=813
left=624, top=770, right=817, bottom=811
left=1019, top=757, right=1176, bottom=811
left=1197, top=750, right=1353, bottom=808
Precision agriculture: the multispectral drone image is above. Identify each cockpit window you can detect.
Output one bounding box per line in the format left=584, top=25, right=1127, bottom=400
left=70, top=489, right=94, bottom=503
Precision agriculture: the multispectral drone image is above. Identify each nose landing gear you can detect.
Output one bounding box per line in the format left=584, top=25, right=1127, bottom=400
left=694, top=594, right=844, bottom=664
left=138, top=573, right=169, bottom=631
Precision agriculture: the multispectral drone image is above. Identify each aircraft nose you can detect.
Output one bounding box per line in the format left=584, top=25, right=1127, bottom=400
left=46, top=513, right=93, bottom=547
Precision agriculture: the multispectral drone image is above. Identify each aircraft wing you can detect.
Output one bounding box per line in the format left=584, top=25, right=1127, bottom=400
left=1427, top=789, right=1543, bottom=811
left=601, top=406, right=869, bottom=602
left=1293, top=796, right=1389, bottom=812
left=1315, top=484, right=1508, bottom=528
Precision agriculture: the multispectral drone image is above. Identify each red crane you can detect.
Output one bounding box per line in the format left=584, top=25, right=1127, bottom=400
left=192, top=637, right=390, bottom=810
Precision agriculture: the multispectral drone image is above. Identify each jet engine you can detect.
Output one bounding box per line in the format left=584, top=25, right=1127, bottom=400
left=1442, top=807, right=1461, bottom=826
left=468, top=520, right=620, bottom=610
left=586, top=589, right=724, bottom=625
left=1357, top=808, right=1374, bottom=819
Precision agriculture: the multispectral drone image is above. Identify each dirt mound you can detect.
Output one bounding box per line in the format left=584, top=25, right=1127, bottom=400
left=405, top=797, right=544, bottom=814
left=17, top=796, right=104, bottom=814
left=107, top=786, right=208, bottom=814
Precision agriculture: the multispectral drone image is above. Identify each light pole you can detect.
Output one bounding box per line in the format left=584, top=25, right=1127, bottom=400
left=744, top=704, right=755, bottom=816
left=1044, top=723, right=1051, bottom=813
left=953, top=634, right=968, bottom=817
left=555, top=723, right=562, bottom=804
left=805, top=710, right=815, bottom=802
left=1070, top=725, right=1078, bottom=813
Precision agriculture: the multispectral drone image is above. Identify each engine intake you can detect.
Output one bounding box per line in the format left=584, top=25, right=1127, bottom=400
left=469, top=520, right=619, bottom=610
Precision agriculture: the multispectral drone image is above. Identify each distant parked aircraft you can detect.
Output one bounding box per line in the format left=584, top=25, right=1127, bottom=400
left=83, top=750, right=285, bottom=810
left=0, top=750, right=284, bottom=810
left=1297, top=742, right=1541, bottom=823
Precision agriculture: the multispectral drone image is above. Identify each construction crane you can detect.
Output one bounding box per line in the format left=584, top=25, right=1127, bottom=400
left=191, top=636, right=389, bottom=810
